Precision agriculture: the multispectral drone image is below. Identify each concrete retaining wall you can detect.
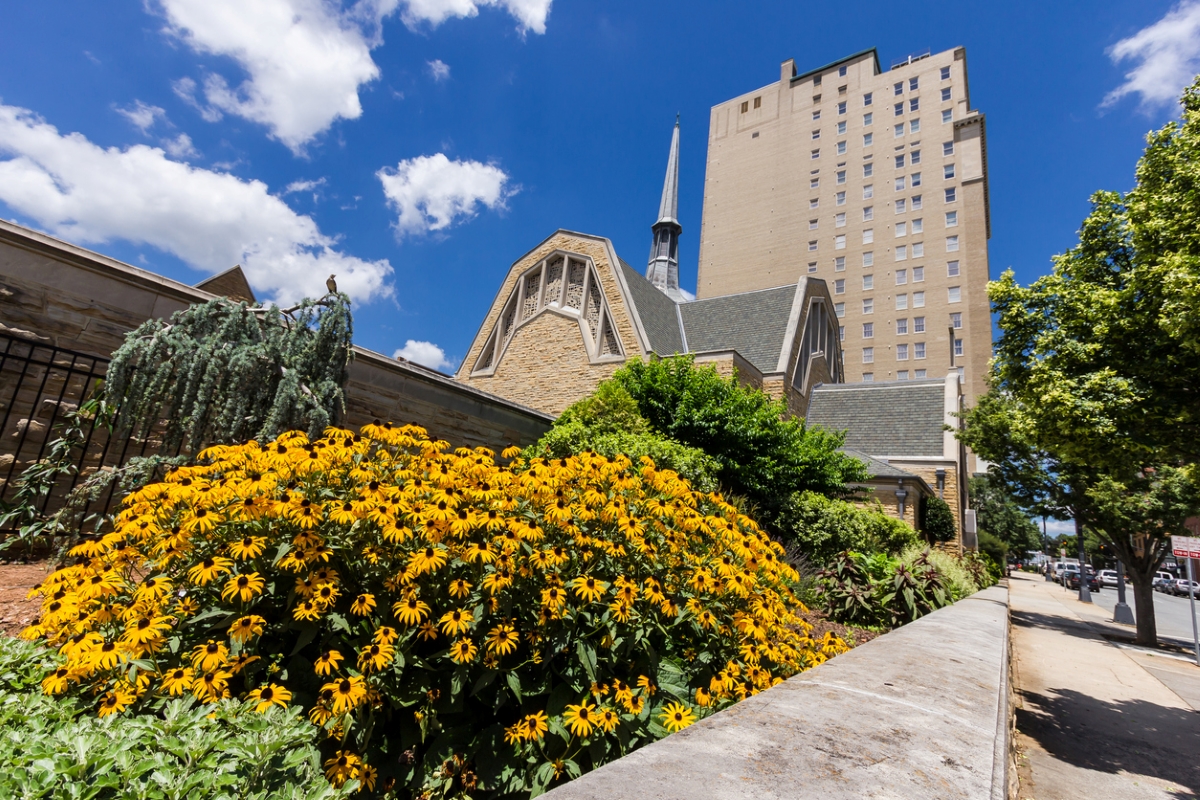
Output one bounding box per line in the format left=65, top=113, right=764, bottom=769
left=546, top=584, right=1011, bottom=800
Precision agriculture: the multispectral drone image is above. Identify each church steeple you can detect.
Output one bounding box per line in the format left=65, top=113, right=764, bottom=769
left=646, top=116, right=686, bottom=302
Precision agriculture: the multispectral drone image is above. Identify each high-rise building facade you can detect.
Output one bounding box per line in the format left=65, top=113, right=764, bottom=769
left=697, top=47, right=991, bottom=404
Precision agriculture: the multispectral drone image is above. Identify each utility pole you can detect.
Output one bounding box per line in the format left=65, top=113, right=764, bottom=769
left=1043, top=515, right=1052, bottom=582
left=1076, top=517, right=1092, bottom=603
left=1113, top=559, right=1134, bottom=624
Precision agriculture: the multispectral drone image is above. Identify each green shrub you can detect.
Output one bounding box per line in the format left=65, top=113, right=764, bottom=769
left=816, top=550, right=950, bottom=628
left=919, top=495, right=957, bottom=543
left=0, top=637, right=343, bottom=800
left=898, top=544, right=981, bottom=600
left=775, top=491, right=919, bottom=564
left=977, top=529, right=1009, bottom=569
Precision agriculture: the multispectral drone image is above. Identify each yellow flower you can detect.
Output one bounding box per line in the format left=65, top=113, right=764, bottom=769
left=87, top=641, right=126, bottom=671
left=350, top=593, right=377, bottom=616
left=596, top=706, right=620, bottom=733
left=520, top=710, right=549, bottom=741
left=407, top=545, right=448, bottom=575
left=323, top=750, right=362, bottom=788
left=322, top=675, right=367, bottom=713
left=192, top=669, right=232, bottom=702
left=358, top=641, right=395, bottom=673
left=311, top=581, right=341, bottom=608
left=562, top=702, right=597, bottom=737
left=221, top=572, right=266, bottom=604
left=570, top=575, right=608, bottom=603
left=247, top=683, right=292, bottom=712
left=314, top=650, right=344, bottom=676
left=160, top=667, right=194, bottom=696
left=191, top=640, right=229, bottom=672
left=660, top=701, right=697, bottom=732
left=449, top=637, right=477, bottom=664
left=121, top=614, right=173, bottom=647
left=448, top=578, right=473, bottom=599
left=293, top=600, right=322, bottom=621
left=694, top=686, right=713, bottom=707
left=187, top=557, right=234, bottom=586
left=438, top=608, right=474, bottom=637
left=392, top=594, right=431, bottom=626
left=41, top=667, right=71, bottom=695
left=97, top=686, right=135, bottom=717
left=229, top=614, right=266, bottom=644
left=485, top=624, right=519, bottom=656
left=228, top=535, right=267, bottom=560
left=374, top=626, right=399, bottom=645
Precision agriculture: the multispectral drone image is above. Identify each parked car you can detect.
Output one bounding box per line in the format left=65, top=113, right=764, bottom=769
left=1170, top=578, right=1200, bottom=597
left=1154, top=571, right=1177, bottom=592
left=1066, top=569, right=1101, bottom=593
left=1058, top=564, right=1080, bottom=585
left=1098, top=569, right=1121, bottom=587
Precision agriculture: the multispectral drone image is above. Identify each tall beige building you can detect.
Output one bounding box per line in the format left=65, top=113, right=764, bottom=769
left=697, top=47, right=991, bottom=404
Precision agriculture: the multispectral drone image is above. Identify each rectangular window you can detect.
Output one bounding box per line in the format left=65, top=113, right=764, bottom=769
left=940, top=66, right=951, bottom=80
left=835, top=234, right=846, bottom=249
left=839, top=325, right=845, bottom=341
left=946, top=211, right=958, bottom=226
left=838, top=101, right=847, bottom=115
left=941, top=87, right=952, bottom=102
left=863, top=132, right=874, bottom=146
left=862, top=322, right=874, bottom=338
left=897, top=318, right=908, bottom=334
left=912, top=218, right=923, bottom=234
left=863, top=92, right=873, bottom=106
left=915, top=368, right=927, bottom=378
left=947, top=260, right=960, bottom=276
left=835, top=302, right=845, bottom=317
left=813, top=110, right=821, bottom=120
left=943, top=141, right=954, bottom=156
left=895, top=198, right=907, bottom=213
left=835, top=212, right=846, bottom=227
left=912, top=194, right=923, bottom=209
left=911, top=172, right=922, bottom=187
left=812, top=130, right=821, bottom=140
left=910, top=118, right=921, bottom=133
left=911, top=149, right=922, bottom=165
left=894, top=123, right=905, bottom=138
left=945, top=187, right=957, bottom=202
left=895, top=154, right=905, bottom=169
left=913, top=290, right=925, bottom=307
left=896, top=268, right=908, bottom=285
left=909, top=77, right=919, bottom=91
left=954, top=338, right=964, bottom=357
left=895, top=176, right=907, bottom=191
left=863, top=274, right=874, bottom=290
left=835, top=256, right=846, bottom=271
left=812, top=149, right=821, bottom=160
left=863, top=228, right=874, bottom=243
left=814, top=75, right=822, bottom=87
left=837, top=170, right=847, bottom=184
left=834, top=278, right=845, bottom=294
left=894, top=81, right=903, bottom=95
left=948, top=286, right=962, bottom=303
left=942, top=109, right=952, bottom=123
left=894, top=102, right=904, bottom=117
left=863, top=372, right=874, bottom=382
left=863, top=205, right=874, bottom=220
left=915, top=341, right=926, bottom=359
left=896, top=293, right=908, bottom=310
left=909, top=97, right=920, bottom=112
left=836, top=191, right=846, bottom=205
left=839, top=65, right=847, bottom=77
left=864, top=112, right=873, bottom=125
left=898, top=370, right=909, bottom=380
left=896, top=221, right=908, bottom=237
left=863, top=163, right=874, bottom=178
left=862, top=347, right=874, bottom=363
left=946, top=235, right=959, bottom=251
left=837, top=121, right=847, bottom=135
left=810, top=177, right=820, bottom=189
left=810, top=198, right=820, bottom=209
left=808, top=240, right=817, bottom=251
left=740, top=101, right=748, bottom=113
left=807, top=262, right=817, bottom=273
left=837, top=141, right=847, bottom=155
left=914, top=316, right=926, bottom=333
left=838, top=84, right=847, bottom=95
left=863, top=184, right=874, bottom=199
left=897, top=343, right=909, bottom=361
left=863, top=251, right=874, bottom=266
left=912, top=265, right=924, bottom=282
left=809, top=219, right=818, bottom=230
left=753, top=96, right=761, bottom=109
left=863, top=298, right=874, bottom=313
left=951, top=312, right=962, bottom=328
left=944, top=164, right=956, bottom=179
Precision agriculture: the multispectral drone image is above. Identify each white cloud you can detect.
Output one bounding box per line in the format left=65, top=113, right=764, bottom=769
left=117, top=101, right=167, bottom=133
left=0, top=103, right=392, bottom=304
left=377, top=153, right=514, bottom=237
left=156, top=0, right=553, bottom=153
left=283, top=177, right=327, bottom=195
left=161, top=133, right=199, bottom=159
left=427, top=59, right=451, bottom=82
left=393, top=339, right=454, bottom=371
left=1104, top=1, right=1200, bottom=109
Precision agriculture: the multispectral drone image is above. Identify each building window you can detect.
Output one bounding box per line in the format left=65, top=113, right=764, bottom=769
left=835, top=212, right=846, bottom=227
left=915, top=341, right=926, bottom=359
left=913, top=266, right=924, bottom=282
left=954, top=338, right=964, bottom=357
left=863, top=228, right=874, bottom=243
left=948, top=286, right=962, bottom=303
left=864, top=92, right=873, bottom=106
left=863, top=322, right=874, bottom=338
left=864, top=112, right=873, bottom=126
left=835, top=302, right=846, bottom=317
left=812, top=130, right=821, bottom=140
left=912, top=194, right=923, bottom=209
left=837, top=140, right=848, bottom=155
left=863, top=163, right=874, bottom=177
left=896, top=198, right=907, bottom=213
left=894, top=102, right=904, bottom=117
left=913, top=242, right=924, bottom=257
left=808, top=262, right=817, bottom=273
left=894, top=123, right=905, bottom=138
left=863, top=274, right=875, bottom=290
left=896, top=293, right=908, bottom=310
left=895, top=154, right=905, bottom=169
left=810, top=198, right=820, bottom=209
left=863, top=298, right=874, bottom=313
left=863, top=184, right=874, bottom=199
left=835, top=256, right=846, bottom=271
left=909, top=77, right=919, bottom=91
left=835, top=234, right=847, bottom=249
left=834, top=278, right=845, bottom=294
left=897, top=343, right=909, bottom=360
left=895, top=176, right=907, bottom=191
left=942, top=109, right=952, bottom=123
left=911, top=149, right=922, bottom=165
left=898, top=370, right=909, bottom=380
left=913, top=290, right=925, bottom=307
left=836, top=191, right=846, bottom=205
left=946, top=235, right=959, bottom=252
left=897, top=318, right=908, bottom=334
left=863, top=251, right=874, bottom=266
left=947, top=260, right=960, bottom=277
left=839, top=65, right=847, bottom=77
left=810, top=177, right=820, bottom=189
left=943, top=141, right=954, bottom=156
left=910, top=118, right=921, bottom=133
left=951, top=312, right=962, bottom=328
left=912, top=218, right=924, bottom=234
left=839, top=325, right=845, bottom=341
left=946, top=211, right=958, bottom=227
left=838, top=101, right=847, bottom=115
left=916, top=368, right=927, bottom=378
left=896, top=268, right=908, bottom=285
left=894, top=81, right=903, bottom=95
left=945, top=187, right=957, bottom=202
left=838, top=121, right=847, bottom=135
left=863, top=372, right=874, bottom=382
left=911, top=172, right=922, bottom=187
left=940, top=66, right=951, bottom=80
left=914, top=316, right=925, bottom=333
left=813, top=110, right=822, bottom=120
left=863, top=347, right=874, bottom=363
left=812, top=149, right=821, bottom=160
left=909, top=98, right=920, bottom=112
left=814, top=75, right=822, bottom=86
left=944, top=164, right=956, bottom=179
left=897, top=221, right=908, bottom=237
left=863, top=132, right=874, bottom=147
left=808, top=240, right=818, bottom=251
left=941, top=87, right=952, bottom=102
left=837, top=170, right=847, bottom=184
left=863, top=206, right=874, bottom=221
left=740, top=101, right=748, bottom=113
left=809, top=219, right=819, bottom=230
left=753, top=96, right=761, bottom=109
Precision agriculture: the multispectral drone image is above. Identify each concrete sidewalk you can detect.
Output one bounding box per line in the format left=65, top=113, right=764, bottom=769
left=1010, top=573, right=1200, bottom=799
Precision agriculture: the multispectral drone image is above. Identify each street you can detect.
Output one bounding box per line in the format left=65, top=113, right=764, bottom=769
left=1076, top=581, right=1200, bottom=645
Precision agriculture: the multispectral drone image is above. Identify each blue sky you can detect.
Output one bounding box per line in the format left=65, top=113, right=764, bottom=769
left=0, top=0, right=1195, bottom=385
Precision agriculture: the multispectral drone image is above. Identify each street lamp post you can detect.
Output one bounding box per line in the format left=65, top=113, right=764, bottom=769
left=1043, top=516, right=1052, bottom=582
left=1075, top=517, right=1092, bottom=603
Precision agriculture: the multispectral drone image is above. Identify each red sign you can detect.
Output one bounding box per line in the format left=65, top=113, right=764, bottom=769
left=1172, top=535, right=1200, bottom=559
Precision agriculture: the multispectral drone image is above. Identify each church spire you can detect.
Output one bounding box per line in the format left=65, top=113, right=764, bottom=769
left=646, top=116, right=686, bottom=302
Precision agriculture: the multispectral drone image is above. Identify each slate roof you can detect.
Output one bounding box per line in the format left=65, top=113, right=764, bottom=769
left=619, top=261, right=685, bottom=356
left=678, top=285, right=796, bottom=373
left=806, top=379, right=946, bottom=456
left=841, top=448, right=919, bottom=480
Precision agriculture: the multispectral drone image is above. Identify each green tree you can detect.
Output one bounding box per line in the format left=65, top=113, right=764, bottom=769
left=774, top=491, right=918, bottom=564
left=969, top=474, right=1040, bottom=554
left=919, top=495, right=957, bottom=544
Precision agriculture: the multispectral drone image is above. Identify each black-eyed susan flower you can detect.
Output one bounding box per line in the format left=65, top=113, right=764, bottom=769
left=448, top=637, right=477, bottom=664
left=562, top=702, right=597, bottom=737
left=392, top=594, right=430, bottom=626
left=447, top=578, right=472, bottom=599
left=191, top=668, right=231, bottom=702
left=357, top=641, right=395, bottom=672
left=159, top=666, right=194, bottom=696
left=293, top=600, right=322, bottom=621
left=96, top=686, right=135, bottom=717
left=350, top=593, right=376, bottom=616
left=322, top=676, right=366, bottom=713
left=247, top=683, right=292, bottom=712
left=323, top=750, right=362, bottom=787
left=41, top=667, right=72, bottom=695
left=438, top=608, right=473, bottom=637
left=596, top=706, right=620, bottom=733
left=187, top=557, right=234, bottom=586
left=229, top=614, right=265, bottom=644
left=660, top=701, right=697, bottom=732
left=190, top=640, right=229, bottom=672
left=570, top=575, right=607, bottom=603
left=485, top=623, right=519, bottom=656
left=228, top=536, right=266, bottom=560
left=373, top=626, right=398, bottom=645
left=313, top=649, right=343, bottom=676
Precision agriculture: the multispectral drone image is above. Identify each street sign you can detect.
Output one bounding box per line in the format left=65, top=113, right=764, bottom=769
left=1171, top=535, right=1200, bottom=560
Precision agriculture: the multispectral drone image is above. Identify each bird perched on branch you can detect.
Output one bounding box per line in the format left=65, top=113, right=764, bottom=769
left=326, top=274, right=338, bottom=294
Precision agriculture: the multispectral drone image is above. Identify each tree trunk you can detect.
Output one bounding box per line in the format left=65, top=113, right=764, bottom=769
left=1130, top=575, right=1158, bottom=646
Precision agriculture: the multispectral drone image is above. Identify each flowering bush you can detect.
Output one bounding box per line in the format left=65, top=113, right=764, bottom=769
left=23, top=423, right=846, bottom=796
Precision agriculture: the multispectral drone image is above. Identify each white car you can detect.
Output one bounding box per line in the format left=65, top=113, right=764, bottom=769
left=1171, top=578, right=1200, bottom=597
left=1098, top=569, right=1121, bottom=587
left=1154, top=571, right=1176, bottom=592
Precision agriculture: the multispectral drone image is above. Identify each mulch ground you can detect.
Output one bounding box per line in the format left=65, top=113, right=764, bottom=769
left=798, top=608, right=882, bottom=649
left=0, top=561, right=53, bottom=636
